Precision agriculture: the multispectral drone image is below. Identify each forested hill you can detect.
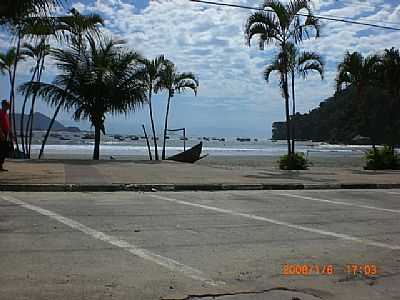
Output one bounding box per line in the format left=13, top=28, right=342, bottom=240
left=272, top=87, right=399, bottom=145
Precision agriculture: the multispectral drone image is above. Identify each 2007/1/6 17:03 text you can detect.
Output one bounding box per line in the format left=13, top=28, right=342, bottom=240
left=282, top=264, right=378, bottom=276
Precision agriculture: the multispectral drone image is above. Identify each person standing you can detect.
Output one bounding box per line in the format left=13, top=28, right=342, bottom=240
left=0, top=100, right=11, bottom=171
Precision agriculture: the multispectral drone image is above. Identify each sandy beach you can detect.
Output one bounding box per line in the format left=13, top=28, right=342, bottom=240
left=29, top=151, right=365, bottom=170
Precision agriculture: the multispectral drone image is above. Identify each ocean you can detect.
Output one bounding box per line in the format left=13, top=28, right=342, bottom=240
left=27, top=132, right=370, bottom=158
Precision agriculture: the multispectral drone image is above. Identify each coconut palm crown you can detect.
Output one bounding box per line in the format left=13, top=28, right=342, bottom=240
left=20, top=36, right=147, bottom=160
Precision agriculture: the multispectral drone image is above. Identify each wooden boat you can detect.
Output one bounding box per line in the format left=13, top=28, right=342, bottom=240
left=168, top=142, right=206, bottom=163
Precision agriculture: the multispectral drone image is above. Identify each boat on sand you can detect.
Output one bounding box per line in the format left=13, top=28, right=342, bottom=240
left=168, top=142, right=206, bottom=163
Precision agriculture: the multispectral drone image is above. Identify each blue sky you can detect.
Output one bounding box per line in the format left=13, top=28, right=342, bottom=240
left=1, top=0, right=400, bottom=137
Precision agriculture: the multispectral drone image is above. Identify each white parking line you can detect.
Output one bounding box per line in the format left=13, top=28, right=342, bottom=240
left=1, top=195, right=224, bottom=286
left=385, top=191, right=400, bottom=196
left=149, top=194, right=400, bottom=251
left=273, top=192, right=400, bottom=214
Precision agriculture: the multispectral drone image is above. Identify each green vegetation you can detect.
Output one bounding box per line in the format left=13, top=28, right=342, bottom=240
left=273, top=48, right=400, bottom=170
left=278, top=152, right=311, bottom=170
left=21, top=36, right=147, bottom=160
left=365, top=146, right=400, bottom=170
left=272, top=86, right=393, bottom=144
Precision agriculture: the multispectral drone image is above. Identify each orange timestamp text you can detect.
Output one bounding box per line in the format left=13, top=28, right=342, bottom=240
left=282, top=264, right=334, bottom=276
left=282, top=263, right=378, bottom=276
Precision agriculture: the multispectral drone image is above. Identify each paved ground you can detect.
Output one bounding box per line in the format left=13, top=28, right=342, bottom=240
left=1, top=189, right=400, bottom=300
left=1, top=160, right=400, bottom=186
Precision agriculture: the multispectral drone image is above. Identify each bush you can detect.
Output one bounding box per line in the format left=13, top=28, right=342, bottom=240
left=278, top=152, right=311, bottom=170
left=364, top=146, right=400, bottom=170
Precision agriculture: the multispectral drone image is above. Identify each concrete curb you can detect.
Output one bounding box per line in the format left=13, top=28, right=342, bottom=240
left=0, top=183, right=400, bottom=192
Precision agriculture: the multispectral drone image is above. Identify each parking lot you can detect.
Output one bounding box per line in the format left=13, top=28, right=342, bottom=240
left=1, top=189, right=400, bottom=299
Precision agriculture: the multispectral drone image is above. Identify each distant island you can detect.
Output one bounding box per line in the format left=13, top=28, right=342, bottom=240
left=15, top=112, right=81, bottom=132
left=272, top=87, right=393, bottom=145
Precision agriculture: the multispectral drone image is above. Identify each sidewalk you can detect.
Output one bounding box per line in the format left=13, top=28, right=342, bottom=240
left=1, top=159, right=400, bottom=191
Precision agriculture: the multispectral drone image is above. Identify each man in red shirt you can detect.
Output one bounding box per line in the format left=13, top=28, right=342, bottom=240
left=0, top=100, right=11, bottom=171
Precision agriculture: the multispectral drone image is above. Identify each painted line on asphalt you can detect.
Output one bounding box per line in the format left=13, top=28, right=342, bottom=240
left=273, top=192, right=400, bottom=214
left=149, top=194, right=400, bottom=250
left=0, top=195, right=224, bottom=286
left=385, top=191, right=400, bottom=196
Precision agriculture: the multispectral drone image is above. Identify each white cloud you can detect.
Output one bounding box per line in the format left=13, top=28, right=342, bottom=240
left=2, top=0, right=400, bottom=136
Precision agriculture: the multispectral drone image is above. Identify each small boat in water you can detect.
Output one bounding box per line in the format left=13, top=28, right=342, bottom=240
left=168, top=142, right=206, bottom=163
left=129, top=135, right=139, bottom=141
left=236, top=137, right=251, bottom=142
left=82, top=133, right=94, bottom=139
left=114, top=135, right=125, bottom=141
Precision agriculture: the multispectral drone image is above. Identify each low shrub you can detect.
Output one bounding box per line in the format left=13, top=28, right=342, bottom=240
left=278, top=152, right=311, bottom=170
left=364, top=146, right=400, bottom=170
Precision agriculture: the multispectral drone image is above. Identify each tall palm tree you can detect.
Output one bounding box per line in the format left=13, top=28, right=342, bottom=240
left=264, top=43, right=323, bottom=153
left=0, top=47, right=25, bottom=148
left=19, top=39, right=50, bottom=157
left=20, top=36, right=146, bottom=160
left=140, top=56, right=166, bottom=161
left=33, top=9, right=103, bottom=159
left=155, top=60, right=199, bottom=160
left=245, top=0, right=320, bottom=158
left=336, top=51, right=380, bottom=149
left=25, top=41, right=50, bottom=158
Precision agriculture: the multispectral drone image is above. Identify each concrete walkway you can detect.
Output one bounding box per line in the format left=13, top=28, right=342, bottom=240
left=0, top=159, right=400, bottom=191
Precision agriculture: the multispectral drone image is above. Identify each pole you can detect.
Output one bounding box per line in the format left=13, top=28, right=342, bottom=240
left=142, top=124, right=152, bottom=160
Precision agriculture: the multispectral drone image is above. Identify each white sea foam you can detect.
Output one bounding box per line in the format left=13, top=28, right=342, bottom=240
left=29, top=142, right=367, bottom=157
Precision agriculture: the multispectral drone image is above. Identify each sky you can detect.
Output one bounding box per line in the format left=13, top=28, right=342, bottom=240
left=1, top=0, right=400, bottom=137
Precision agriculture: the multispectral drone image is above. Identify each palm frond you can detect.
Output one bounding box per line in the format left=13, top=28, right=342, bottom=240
left=245, top=11, right=281, bottom=48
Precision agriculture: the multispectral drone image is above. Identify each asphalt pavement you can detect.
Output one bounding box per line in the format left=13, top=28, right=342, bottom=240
left=1, top=189, right=400, bottom=299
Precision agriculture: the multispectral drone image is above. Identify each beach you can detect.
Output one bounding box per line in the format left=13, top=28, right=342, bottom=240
left=25, top=131, right=367, bottom=169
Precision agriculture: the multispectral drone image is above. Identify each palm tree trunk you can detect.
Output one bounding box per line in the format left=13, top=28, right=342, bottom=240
left=93, top=124, right=101, bottom=160
left=25, top=110, right=33, bottom=158
left=20, top=63, right=39, bottom=157
left=291, top=70, right=296, bottom=154
left=148, top=89, right=159, bottom=160
left=281, top=42, right=292, bottom=158
left=284, top=88, right=292, bottom=157
left=10, top=30, right=22, bottom=154
left=38, top=102, right=62, bottom=159
left=162, top=93, right=172, bottom=160
left=27, top=54, right=46, bottom=158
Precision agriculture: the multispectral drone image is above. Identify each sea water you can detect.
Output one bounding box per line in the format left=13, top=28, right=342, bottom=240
left=28, top=133, right=370, bottom=157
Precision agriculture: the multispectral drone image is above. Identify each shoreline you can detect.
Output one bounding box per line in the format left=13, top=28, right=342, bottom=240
left=25, top=152, right=365, bottom=170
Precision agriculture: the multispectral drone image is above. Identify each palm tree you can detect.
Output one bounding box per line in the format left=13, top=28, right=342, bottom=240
left=20, top=36, right=146, bottom=160
left=0, top=47, right=25, bottom=148
left=264, top=43, right=323, bottom=153
left=33, top=9, right=103, bottom=159
left=19, top=39, right=50, bottom=157
left=245, top=0, right=320, bottom=158
left=139, top=56, right=166, bottom=161
left=155, top=60, right=199, bottom=160
left=336, top=51, right=380, bottom=149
